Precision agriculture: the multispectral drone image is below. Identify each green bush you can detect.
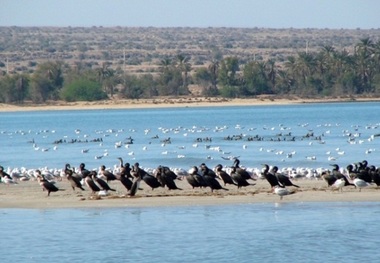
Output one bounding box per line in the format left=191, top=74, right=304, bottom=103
left=60, top=79, right=107, bottom=102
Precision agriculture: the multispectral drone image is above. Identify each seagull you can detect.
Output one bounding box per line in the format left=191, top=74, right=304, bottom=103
left=353, top=178, right=371, bottom=192
left=332, top=178, right=345, bottom=192
left=274, top=186, right=295, bottom=200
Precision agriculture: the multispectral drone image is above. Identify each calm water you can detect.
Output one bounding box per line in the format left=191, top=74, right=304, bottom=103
left=0, top=202, right=379, bottom=263
left=1, top=103, right=380, bottom=262
left=1, top=102, right=379, bottom=171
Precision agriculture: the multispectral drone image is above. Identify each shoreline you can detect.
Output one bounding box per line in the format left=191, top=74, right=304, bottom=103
left=1, top=179, right=379, bottom=209
left=1, top=97, right=379, bottom=112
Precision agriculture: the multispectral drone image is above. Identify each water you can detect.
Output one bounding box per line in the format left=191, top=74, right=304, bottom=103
left=0, top=202, right=379, bottom=262
left=1, top=102, right=379, bottom=172
left=1, top=103, right=380, bottom=262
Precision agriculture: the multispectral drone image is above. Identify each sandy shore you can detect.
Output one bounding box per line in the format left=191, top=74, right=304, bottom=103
left=1, top=96, right=379, bottom=112
left=1, top=177, right=379, bottom=209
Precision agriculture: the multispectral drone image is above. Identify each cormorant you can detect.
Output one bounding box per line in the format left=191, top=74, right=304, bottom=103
left=271, top=166, right=300, bottom=188
left=36, top=170, right=63, bottom=196
left=214, top=164, right=237, bottom=186
left=99, top=165, right=118, bottom=183
left=262, top=164, right=282, bottom=189
left=200, top=163, right=228, bottom=192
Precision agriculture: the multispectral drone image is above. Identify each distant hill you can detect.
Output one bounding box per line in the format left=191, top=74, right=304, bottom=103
left=1, top=26, right=379, bottom=74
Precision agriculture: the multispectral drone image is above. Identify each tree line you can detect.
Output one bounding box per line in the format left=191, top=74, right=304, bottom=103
left=0, top=38, right=379, bottom=104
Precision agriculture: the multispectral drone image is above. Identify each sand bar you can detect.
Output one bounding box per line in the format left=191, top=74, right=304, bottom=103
left=1, top=178, right=379, bottom=209
left=1, top=97, right=379, bottom=112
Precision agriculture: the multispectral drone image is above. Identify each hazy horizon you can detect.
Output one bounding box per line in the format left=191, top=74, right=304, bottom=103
left=1, top=0, right=379, bottom=29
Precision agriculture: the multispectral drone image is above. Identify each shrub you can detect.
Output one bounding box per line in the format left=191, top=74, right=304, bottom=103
left=60, top=79, right=107, bottom=102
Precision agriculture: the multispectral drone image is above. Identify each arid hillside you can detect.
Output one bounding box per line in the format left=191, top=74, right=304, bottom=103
left=1, top=26, right=379, bottom=74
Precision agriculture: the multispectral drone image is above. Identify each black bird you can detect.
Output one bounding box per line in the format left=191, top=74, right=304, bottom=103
left=232, top=158, right=254, bottom=181
left=129, top=176, right=142, bottom=197
left=214, top=164, right=237, bottom=186
left=271, top=166, right=300, bottom=188
left=117, top=158, right=133, bottom=191
left=0, top=165, right=12, bottom=180
left=65, top=168, right=85, bottom=191
left=331, top=164, right=355, bottom=187
left=93, top=171, right=116, bottom=192
left=84, top=171, right=101, bottom=194
left=133, top=163, right=161, bottom=191
left=78, top=163, right=91, bottom=178
left=370, top=166, right=380, bottom=187
left=155, top=166, right=182, bottom=190
left=99, top=165, right=118, bottom=183
left=186, top=166, right=207, bottom=189
left=347, top=163, right=372, bottom=183
left=262, top=164, right=283, bottom=189
left=200, top=163, right=228, bottom=192
left=230, top=167, right=254, bottom=189
left=36, top=170, right=63, bottom=196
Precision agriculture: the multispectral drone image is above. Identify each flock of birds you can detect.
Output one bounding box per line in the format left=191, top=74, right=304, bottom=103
left=1, top=157, right=379, bottom=200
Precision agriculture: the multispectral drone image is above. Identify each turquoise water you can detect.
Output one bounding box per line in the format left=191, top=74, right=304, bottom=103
left=1, top=102, right=379, bottom=171
left=0, top=202, right=379, bottom=263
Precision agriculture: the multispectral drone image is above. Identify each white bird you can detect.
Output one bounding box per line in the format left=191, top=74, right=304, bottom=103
left=274, top=186, right=295, bottom=200
left=353, top=178, right=371, bottom=192
left=332, top=178, right=345, bottom=192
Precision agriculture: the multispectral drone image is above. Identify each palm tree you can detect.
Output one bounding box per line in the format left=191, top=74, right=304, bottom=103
left=176, top=54, right=191, bottom=90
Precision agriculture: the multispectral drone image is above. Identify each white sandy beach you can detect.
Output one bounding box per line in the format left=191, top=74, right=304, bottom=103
left=1, top=177, right=379, bottom=209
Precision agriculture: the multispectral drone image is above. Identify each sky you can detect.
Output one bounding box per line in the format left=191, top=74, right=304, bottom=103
left=1, top=0, right=379, bottom=29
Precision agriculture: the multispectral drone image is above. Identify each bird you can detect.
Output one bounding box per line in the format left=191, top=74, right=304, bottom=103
left=117, top=158, right=133, bottom=191
left=274, top=186, right=295, bottom=200
left=92, top=171, right=116, bottom=192
left=78, top=163, right=91, bottom=178
left=154, top=166, right=182, bottom=190
left=186, top=166, right=207, bottom=189
left=36, top=170, right=63, bottom=196
left=84, top=171, right=101, bottom=194
left=99, top=165, right=118, bottom=182
left=331, top=178, right=346, bottom=192
left=132, top=163, right=161, bottom=191
left=353, top=178, right=371, bottom=192
left=262, top=164, right=283, bottom=190
left=230, top=167, right=254, bottom=189
left=271, top=166, right=300, bottom=188
left=214, top=164, right=237, bottom=186
left=200, top=163, right=228, bottom=192
left=65, top=167, right=85, bottom=191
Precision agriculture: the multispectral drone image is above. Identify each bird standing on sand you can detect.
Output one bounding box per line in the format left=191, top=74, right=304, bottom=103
left=274, top=186, right=295, bottom=200
left=271, top=166, right=300, bottom=188
left=36, top=170, right=63, bottom=196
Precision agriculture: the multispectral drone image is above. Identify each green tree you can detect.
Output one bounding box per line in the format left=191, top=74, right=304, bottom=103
left=60, top=79, right=107, bottom=102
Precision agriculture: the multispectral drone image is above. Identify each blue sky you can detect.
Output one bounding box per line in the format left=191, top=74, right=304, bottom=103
left=1, top=0, right=379, bottom=29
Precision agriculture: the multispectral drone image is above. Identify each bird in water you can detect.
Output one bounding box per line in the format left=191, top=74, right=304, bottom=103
left=36, top=170, right=63, bottom=196
left=274, top=185, right=295, bottom=200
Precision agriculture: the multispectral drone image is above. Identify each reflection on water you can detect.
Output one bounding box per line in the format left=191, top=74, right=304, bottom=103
left=0, top=202, right=379, bottom=262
